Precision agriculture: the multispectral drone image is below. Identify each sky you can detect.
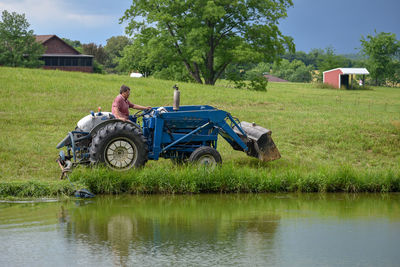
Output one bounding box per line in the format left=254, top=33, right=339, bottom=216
left=0, top=0, right=399, bottom=54
left=279, top=0, right=400, bottom=54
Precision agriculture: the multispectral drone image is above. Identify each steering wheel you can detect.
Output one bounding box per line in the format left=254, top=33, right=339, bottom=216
left=133, top=108, right=152, bottom=118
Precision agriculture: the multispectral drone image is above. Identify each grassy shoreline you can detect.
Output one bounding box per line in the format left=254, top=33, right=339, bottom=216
left=1, top=165, right=399, bottom=197
left=0, top=67, right=399, bottom=197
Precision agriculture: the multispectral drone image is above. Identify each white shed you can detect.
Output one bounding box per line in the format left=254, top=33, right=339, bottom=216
left=130, top=72, right=143, bottom=78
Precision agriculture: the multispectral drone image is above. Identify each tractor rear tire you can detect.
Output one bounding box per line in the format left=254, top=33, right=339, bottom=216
left=90, top=122, right=148, bottom=170
left=188, top=146, right=222, bottom=167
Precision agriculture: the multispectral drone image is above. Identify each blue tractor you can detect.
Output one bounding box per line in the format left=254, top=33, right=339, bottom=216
left=56, top=96, right=280, bottom=174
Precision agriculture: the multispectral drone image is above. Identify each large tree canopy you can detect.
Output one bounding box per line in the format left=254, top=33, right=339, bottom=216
left=0, top=10, right=44, bottom=67
left=121, top=0, right=294, bottom=85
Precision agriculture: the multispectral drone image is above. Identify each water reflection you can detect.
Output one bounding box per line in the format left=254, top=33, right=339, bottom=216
left=60, top=195, right=281, bottom=266
left=1, top=194, right=399, bottom=266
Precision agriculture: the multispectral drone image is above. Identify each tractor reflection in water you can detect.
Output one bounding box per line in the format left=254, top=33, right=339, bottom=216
left=59, top=196, right=280, bottom=266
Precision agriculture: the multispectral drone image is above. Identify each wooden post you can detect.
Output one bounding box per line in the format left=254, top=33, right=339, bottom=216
left=351, top=74, right=353, bottom=89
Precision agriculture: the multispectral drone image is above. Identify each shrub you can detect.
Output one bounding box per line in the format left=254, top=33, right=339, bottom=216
left=247, top=72, right=268, bottom=91
left=93, top=60, right=105, bottom=74
left=313, top=83, right=336, bottom=89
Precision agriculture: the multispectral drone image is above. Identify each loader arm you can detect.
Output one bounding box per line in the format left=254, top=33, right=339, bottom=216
left=215, top=113, right=248, bottom=152
left=218, top=113, right=281, bottom=162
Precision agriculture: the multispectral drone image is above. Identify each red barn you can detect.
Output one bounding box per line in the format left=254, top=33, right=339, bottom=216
left=323, top=68, right=369, bottom=89
left=35, top=35, right=93, bottom=73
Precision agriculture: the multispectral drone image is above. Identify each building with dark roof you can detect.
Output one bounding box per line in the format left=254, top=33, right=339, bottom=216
left=263, top=74, right=289, bottom=82
left=35, top=35, right=93, bottom=73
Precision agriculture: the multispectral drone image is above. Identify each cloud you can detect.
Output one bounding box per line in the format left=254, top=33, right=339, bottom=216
left=0, top=0, right=114, bottom=28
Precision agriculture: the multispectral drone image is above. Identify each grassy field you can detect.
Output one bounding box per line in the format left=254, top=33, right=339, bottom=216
left=0, top=67, right=399, bottom=196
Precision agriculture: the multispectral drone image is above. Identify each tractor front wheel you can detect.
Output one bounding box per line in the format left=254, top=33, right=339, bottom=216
left=90, top=122, right=148, bottom=170
left=188, top=146, right=222, bottom=167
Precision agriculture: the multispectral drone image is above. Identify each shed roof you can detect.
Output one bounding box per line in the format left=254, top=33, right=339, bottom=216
left=323, top=68, right=369, bottom=75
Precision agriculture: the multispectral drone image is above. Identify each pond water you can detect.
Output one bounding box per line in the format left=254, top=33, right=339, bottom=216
left=1, top=194, right=399, bottom=266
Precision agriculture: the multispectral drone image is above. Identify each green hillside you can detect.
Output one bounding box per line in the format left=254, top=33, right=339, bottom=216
left=0, top=67, right=399, bottom=195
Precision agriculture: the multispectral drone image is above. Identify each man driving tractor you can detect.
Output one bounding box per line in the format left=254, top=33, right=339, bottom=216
left=112, top=85, right=151, bottom=121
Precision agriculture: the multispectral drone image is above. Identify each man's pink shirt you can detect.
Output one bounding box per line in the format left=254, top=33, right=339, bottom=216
left=112, top=94, right=134, bottom=120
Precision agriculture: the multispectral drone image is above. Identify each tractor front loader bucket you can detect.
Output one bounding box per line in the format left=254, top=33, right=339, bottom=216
left=233, top=121, right=281, bottom=162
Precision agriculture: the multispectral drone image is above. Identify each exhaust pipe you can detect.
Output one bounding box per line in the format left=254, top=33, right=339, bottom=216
left=233, top=121, right=281, bottom=162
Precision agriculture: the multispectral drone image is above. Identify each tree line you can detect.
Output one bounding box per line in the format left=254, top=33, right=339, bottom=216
left=1, top=3, right=399, bottom=87
left=61, top=36, right=132, bottom=74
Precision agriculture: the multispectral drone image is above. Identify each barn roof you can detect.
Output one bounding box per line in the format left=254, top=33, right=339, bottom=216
left=35, top=34, right=81, bottom=55
left=323, top=68, right=369, bottom=75
left=35, top=35, right=55, bottom=44
left=42, top=54, right=93, bottom=57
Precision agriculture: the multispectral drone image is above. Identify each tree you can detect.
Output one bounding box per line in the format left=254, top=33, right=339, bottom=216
left=118, top=28, right=162, bottom=76
left=62, top=38, right=82, bottom=48
left=267, top=59, right=312, bottom=82
left=316, top=47, right=350, bottom=72
left=0, top=10, right=44, bottom=67
left=392, top=63, right=400, bottom=86
left=119, top=41, right=155, bottom=76
left=104, top=36, right=131, bottom=69
left=248, top=62, right=271, bottom=75
left=121, top=0, right=294, bottom=85
left=281, top=50, right=313, bottom=67
left=361, top=31, right=400, bottom=86
left=82, top=43, right=108, bottom=65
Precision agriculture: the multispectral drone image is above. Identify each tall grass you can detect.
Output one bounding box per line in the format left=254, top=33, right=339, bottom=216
left=0, top=67, right=399, bottom=197
left=0, top=180, right=75, bottom=198
left=67, top=164, right=400, bottom=195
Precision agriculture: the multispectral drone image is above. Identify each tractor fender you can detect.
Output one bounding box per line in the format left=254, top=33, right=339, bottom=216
left=89, top=119, right=141, bottom=137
